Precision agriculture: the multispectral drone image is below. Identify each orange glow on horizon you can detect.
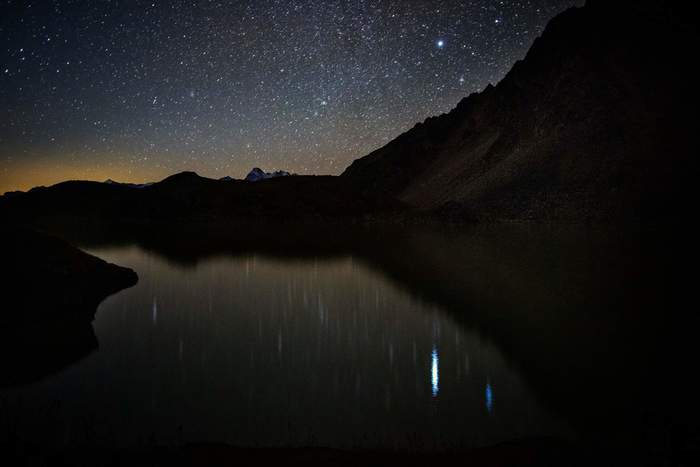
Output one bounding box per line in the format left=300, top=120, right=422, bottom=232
left=0, top=161, right=169, bottom=194
left=0, top=158, right=344, bottom=194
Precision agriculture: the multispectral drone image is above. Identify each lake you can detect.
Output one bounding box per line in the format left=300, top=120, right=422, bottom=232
left=0, top=224, right=695, bottom=459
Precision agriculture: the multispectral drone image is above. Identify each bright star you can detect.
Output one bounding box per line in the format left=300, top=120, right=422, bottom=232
left=436, top=40, right=444, bottom=48
left=431, top=346, right=439, bottom=397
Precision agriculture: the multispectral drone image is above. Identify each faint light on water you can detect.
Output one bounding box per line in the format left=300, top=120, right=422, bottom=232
left=431, top=346, right=439, bottom=398
left=485, top=383, right=494, bottom=413
left=152, top=297, right=158, bottom=325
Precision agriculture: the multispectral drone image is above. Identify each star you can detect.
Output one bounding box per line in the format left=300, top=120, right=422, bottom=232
left=0, top=0, right=579, bottom=191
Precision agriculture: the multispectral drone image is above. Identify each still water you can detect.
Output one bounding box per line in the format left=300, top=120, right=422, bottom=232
left=1, top=243, right=572, bottom=450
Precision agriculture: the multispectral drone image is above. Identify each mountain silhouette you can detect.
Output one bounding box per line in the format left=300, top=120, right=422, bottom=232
left=342, top=0, right=695, bottom=222
left=0, top=172, right=404, bottom=225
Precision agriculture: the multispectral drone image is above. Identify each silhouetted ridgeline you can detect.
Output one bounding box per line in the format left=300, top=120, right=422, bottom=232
left=342, top=0, right=695, bottom=222
left=0, top=172, right=406, bottom=226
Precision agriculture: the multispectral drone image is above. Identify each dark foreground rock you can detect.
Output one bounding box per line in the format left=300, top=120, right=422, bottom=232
left=0, top=227, right=137, bottom=388
left=0, top=317, right=98, bottom=388
left=0, top=227, right=138, bottom=323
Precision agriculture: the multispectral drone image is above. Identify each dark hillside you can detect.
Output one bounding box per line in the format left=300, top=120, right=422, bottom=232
left=343, top=1, right=696, bottom=222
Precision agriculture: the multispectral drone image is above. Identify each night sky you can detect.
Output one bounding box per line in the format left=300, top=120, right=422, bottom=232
left=1, top=0, right=579, bottom=193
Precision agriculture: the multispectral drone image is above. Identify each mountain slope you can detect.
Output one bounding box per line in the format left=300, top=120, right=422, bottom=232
left=342, top=0, right=696, bottom=222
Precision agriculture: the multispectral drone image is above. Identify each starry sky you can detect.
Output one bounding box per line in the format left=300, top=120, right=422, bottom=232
left=0, top=0, right=579, bottom=193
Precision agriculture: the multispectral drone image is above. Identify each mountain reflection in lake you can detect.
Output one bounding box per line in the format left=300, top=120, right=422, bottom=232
left=2, top=223, right=696, bottom=462
left=0, top=244, right=570, bottom=450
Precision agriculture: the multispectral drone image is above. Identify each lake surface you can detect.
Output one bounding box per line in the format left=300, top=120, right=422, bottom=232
left=2, top=224, right=694, bottom=460
left=0, top=243, right=572, bottom=450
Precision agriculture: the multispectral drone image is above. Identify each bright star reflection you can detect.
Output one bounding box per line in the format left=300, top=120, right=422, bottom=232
left=152, top=297, right=158, bottom=325
left=485, top=383, right=494, bottom=413
left=431, top=346, right=439, bottom=397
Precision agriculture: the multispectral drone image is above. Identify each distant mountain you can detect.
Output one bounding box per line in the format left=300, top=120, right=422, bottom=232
left=219, top=176, right=236, bottom=181
left=245, top=167, right=291, bottom=182
left=0, top=171, right=404, bottom=226
left=104, top=179, right=154, bottom=189
left=342, top=0, right=695, bottom=222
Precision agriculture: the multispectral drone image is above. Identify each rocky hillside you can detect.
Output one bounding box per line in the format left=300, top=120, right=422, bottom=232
left=342, top=0, right=695, bottom=222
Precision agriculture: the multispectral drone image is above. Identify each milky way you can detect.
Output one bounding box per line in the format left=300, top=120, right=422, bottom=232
left=0, top=0, right=579, bottom=192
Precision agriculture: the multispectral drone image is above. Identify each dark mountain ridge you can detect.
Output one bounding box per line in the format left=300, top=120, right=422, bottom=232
left=342, top=0, right=695, bottom=222
left=0, top=172, right=405, bottom=227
